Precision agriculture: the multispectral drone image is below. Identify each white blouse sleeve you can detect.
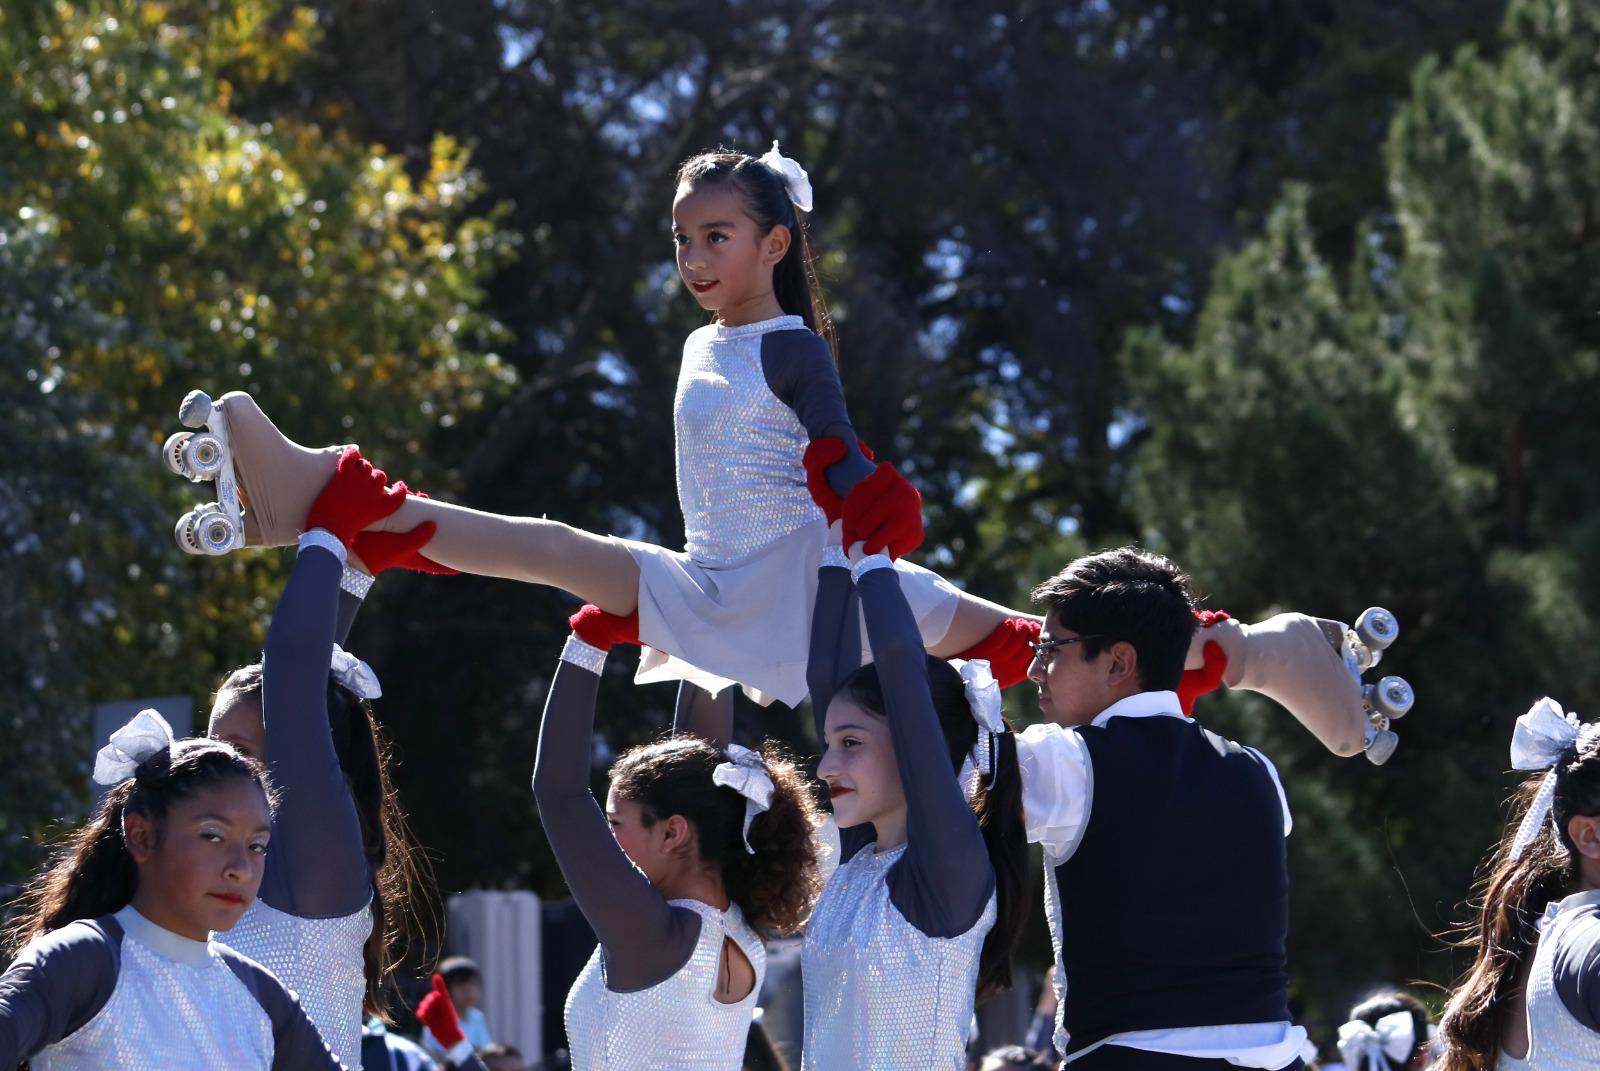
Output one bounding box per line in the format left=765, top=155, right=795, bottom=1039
left=1015, top=724, right=1094, bottom=862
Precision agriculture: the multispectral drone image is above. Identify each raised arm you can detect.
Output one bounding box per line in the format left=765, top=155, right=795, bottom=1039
left=761, top=330, right=875, bottom=495
left=531, top=635, right=702, bottom=991
left=673, top=681, right=734, bottom=750
left=257, top=532, right=372, bottom=918
left=0, top=922, right=117, bottom=1063
left=855, top=560, right=994, bottom=938
left=806, top=534, right=861, bottom=743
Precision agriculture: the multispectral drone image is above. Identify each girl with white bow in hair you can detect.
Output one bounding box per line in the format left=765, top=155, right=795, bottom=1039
left=532, top=602, right=823, bottom=1070
left=1334, top=991, right=1430, bottom=1070
left=801, top=523, right=1029, bottom=1069
left=1436, top=697, right=1600, bottom=1070
left=0, top=714, right=352, bottom=1069
left=163, top=140, right=1042, bottom=716
left=205, top=448, right=431, bottom=1069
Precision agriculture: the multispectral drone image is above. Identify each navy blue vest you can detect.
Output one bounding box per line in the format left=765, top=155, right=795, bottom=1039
left=1048, top=713, right=1290, bottom=1055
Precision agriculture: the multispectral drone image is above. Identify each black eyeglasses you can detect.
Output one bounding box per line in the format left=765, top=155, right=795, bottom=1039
left=1028, top=634, right=1111, bottom=667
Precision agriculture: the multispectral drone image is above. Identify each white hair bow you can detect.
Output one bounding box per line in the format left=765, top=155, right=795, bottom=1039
left=758, top=140, right=814, bottom=213
left=1336, top=1009, right=1415, bottom=1071
left=330, top=643, right=382, bottom=700
left=1509, top=696, right=1600, bottom=860
left=954, top=659, right=1004, bottom=780
left=712, top=744, right=775, bottom=853
left=93, top=709, right=176, bottom=785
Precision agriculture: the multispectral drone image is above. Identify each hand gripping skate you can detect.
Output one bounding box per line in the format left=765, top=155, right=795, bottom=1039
left=165, top=390, right=347, bottom=555
left=1185, top=607, right=1415, bottom=764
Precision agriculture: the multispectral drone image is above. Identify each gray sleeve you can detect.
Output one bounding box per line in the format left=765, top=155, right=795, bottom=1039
left=672, top=681, right=733, bottom=749
left=218, top=948, right=347, bottom=1069
left=334, top=586, right=364, bottom=646
left=806, top=563, right=860, bottom=743
left=0, top=920, right=119, bottom=1063
left=1552, top=908, right=1600, bottom=1033
left=856, top=568, right=995, bottom=938
left=531, top=655, right=703, bottom=991
left=258, top=545, right=374, bottom=918
left=760, top=329, right=876, bottom=495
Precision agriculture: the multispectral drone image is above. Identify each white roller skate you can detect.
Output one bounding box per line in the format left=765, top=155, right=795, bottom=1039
left=1185, top=606, right=1416, bottom=764
left=164, top=389, right=348, bottom=555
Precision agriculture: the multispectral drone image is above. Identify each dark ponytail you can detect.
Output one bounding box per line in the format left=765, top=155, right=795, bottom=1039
left=841, top=657, right=1029, bottom=1003
left=1436, top=730, right=1600, bottom=1070
left=676, top=148, right=836, bottom=357
left=212, top=665, right=433, bottom=1018
left=3, top=737, right=273, bottom=956
left=609, top=737, right=824, bottom=936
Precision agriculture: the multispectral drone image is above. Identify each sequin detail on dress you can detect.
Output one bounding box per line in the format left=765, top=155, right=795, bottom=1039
left=674, top=316, right=822, bottom=566
left=801, top=843, right=995, bottom=1070
left=565, top=898, right=764, bottom=1070
left=1509, top=890, right=1600, bottom=1069
left=219, top=898, right=372, bottom=1070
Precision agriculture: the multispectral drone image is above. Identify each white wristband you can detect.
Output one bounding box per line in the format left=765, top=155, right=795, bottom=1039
left=561, top=635, right=608, bottom=675
left=339, top=563, right=374, bottom=598
left=821, top=546, right=849, bottom=570
left=850, top=553, right=893, bottom=582
left=444, top=1038, right=475, bottom=1065
left=298, top=528, right=347, bottom=565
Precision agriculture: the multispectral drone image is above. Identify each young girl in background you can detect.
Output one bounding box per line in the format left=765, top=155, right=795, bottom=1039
left=532, top=603, right=823, bottom=1069
left=1334, top=991, right=1431, bottom=1070
left=164, top=141, right=1041, bottom=711
left=1436, top=697, right=1600, bottom=1069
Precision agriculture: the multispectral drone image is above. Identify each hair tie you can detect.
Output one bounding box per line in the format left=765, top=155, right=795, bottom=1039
left=94, top=709, right=176, bottom=785
left=1508, top=696, right=1600, bottom=860
left=1336, top=1009, right=1415, bottom=1071
left=758, top=140, right=814, bottom=213
left=954, top=659, right=1005, bottom=783
left=712, top=744, right=776, bottom=853
left=330, top=643, right=382, bottom=700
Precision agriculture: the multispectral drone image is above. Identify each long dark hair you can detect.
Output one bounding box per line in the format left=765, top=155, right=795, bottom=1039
left=1436, top=728, right=1600, bottom=1070
left=840, top=657, right=1028, bottom=1004
left=213, top=665, right=431, bottom=1018
left=3, top=737, right=275, bottom=955
left=609, top=737, right=823, bottom=937
left=676, top=147, right=836, bottom=356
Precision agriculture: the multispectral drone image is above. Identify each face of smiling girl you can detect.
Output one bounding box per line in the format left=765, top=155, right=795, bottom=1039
left=672, top=182, right=790, bottom=327
left=816, top=696, right=908, bottom=849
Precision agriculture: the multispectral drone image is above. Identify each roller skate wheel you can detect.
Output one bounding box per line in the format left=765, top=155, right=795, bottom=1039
left=1366, top=675, right=1414, bottom=720
left=174, top=510, right=206, bottom=555
left=178, top=389, right=215, bottom=429
left=175, top=504, right=237, bottom=556
left=1364, top=728, right=1399, bottom=766
left=181, top=432, right=226, bottom=479
left=1354, top=607, right=1399, bottom=652
left=163, top=431, right=193, bottom=476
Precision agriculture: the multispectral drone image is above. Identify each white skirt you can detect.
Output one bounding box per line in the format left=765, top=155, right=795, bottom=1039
left=622, top=519, right=962, bottom=707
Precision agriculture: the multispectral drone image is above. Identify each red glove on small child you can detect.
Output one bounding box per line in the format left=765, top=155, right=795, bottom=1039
left=841, top=462, right=924, bottom=559
left=1177, top=609, right=1232, bottom=716
left=350, top=484, right=457, bottom=575
left=803, top=437, right=875, bottom=524
left=415, top=972, right=465, bottom=1051
left=569, top=603, right=641, bottom=651
left=304, top=447, right=408, bottom=548
left=955, top=618, right=1042, bottom=689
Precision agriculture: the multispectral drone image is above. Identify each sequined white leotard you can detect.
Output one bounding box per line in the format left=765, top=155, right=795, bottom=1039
left=1498, top=889, right=1600, bottom=1069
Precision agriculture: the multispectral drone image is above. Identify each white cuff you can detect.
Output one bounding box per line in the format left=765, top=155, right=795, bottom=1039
left=339, top=563, right=374, bottom=598
left=561, top=635, right=608, bottom=675
left=850, top=553, right=893, bottom=582
left=821, top=546, right=850, bottom=570
left=298, top=528, right=347, bottom=565
left=444, top=1038, right=475, bottom=1065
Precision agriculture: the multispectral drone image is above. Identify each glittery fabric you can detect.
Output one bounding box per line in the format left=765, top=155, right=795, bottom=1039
left=674, top=315, right=822, bottom=566
left=801, top=843, right=996, bottom=1070
left=219, top=898, right=372, bottom=1070
left=1512, top=892, right=1600, bottom=1069
left=339, top=562, right=374, bottom=598
left=33, top=926, right=273, bottom=1070
left=561, top=635, right=609, bottom=675
left=565, top=898, right=764, bottom=1070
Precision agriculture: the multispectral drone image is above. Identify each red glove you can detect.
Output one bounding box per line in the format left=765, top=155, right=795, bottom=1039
left=955, top=618, right=1042, bottom=689
left=350, top=484, right=457, bottom=575
left=803, top=437, right=875, bottom=523
left=415, top=972, right=464, bottom=1050
left=841, top=462, right=924, bottom=559
left=568, top=603, right=641, bottom=651
left=305, top=447, right=408, bottom=548
left=1177, top=610, right=1233, bottom=716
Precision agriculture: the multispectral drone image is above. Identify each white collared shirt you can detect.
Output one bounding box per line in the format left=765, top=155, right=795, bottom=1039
left=1016, top=690, right=1302, bottom=1069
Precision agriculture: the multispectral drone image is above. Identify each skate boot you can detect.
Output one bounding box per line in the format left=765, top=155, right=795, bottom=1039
left=1185, top=607, right=1415, bottom=765
left=165, top=390, right=347, bottom=555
